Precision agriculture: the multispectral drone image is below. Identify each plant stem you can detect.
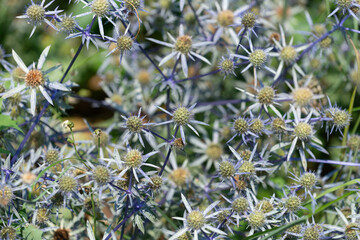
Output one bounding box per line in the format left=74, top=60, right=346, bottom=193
left=10, top=42, right=85, bottom=167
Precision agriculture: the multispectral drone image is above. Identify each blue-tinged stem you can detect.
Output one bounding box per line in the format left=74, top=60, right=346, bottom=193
left=143, top=128, right=168, bottom=142
left=176, top=69, right=221, bottom=83
left=158, top=126, right=179, bottom=176
left=175, top=61, right=248, bottom=83
left=197, top=99, right=248, bottom=107
left=158, top=146, right=172, bottom=176
left=292, top=158, right=360, bottom=167
left=104, top=208, right=137, bottom=240
left=201, top=229, right=211, bottom=240
left=118, top=18, right=168, bottom=80
left=170, top=58, right=180, bottom=79
left=10, top=41, right=84, bottom=167
left=235, top=28, right=247, bottom=55
left=210, top=211, right=234, bottom=239
left=120, top=171, right=133, bottom=240
left=187, top=0, right=207, bottom=39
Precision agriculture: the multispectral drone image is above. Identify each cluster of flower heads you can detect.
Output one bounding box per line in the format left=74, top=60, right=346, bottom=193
left=0, top=0, right=360, bottom=239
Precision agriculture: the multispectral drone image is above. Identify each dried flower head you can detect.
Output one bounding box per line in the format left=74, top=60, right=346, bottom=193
left=0, top=227, right=16, bottom=240
left=0, top=185, right=13, bottom=207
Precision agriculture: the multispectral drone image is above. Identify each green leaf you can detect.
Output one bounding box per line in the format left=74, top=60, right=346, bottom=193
left=342, top=38, right=359, bottom=146
left=135, top=215, right=145, bottom=234
left=270, top=177, right=286, bottom=188
left=0, top=148, right=10, bottom=154
left=155, top=206, right=178, bottom=229
left=240, top=217, right=306, bottom=240
left=0, top=114, right=23, bottom=133
left=143, top=211, right=156, bottom=223
left=304, top=178, right=360, bottom=205
left=22, top=225, right=43, bottom=240
left=314, top=191, right=354, bottom=215
left=353, top=106, right=360, bottom=112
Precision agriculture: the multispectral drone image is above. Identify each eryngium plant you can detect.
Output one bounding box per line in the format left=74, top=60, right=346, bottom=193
left=0, top=0, right=359, bottom=239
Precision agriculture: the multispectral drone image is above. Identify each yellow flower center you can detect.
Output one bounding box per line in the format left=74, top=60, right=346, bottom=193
left=175, top=35, right=192, bottom=54
left=173, top=107, right=191, bottom=125
left=257, top=86, right=275, bottom=105
left=126, top=116, right=143, bottom=133
left=241, top=12, right=256, bottom=28
left=26, top=4, right=45, bottom=23
left=186, top=211, right=205, bottom=230
left=248, top=210, right=265, bottom=228
left=0, top=186, right=13, bottom=207
left=219, top=161, right=235, bottom=178
left=91, top=0, right=109, bottom=17
left=280, top=46, right=297, bottom=63
left=124, top=149, right=143, bottom=168
left=117, top=36, right=133, bottom=52
left=293, top=87, right=313, bottom=106
left=294, top=122, right=312, bottom=141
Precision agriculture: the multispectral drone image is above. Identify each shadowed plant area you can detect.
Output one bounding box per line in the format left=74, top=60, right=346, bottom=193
left=1, top=0, right=360, bottom=239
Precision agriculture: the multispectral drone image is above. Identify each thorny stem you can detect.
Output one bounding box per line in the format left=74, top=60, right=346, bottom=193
left=171, top=58, right=180, bottom=78
left=143, top=128, right=169, bottom=142
left=105, top=195, right=150, bottom=240
left=197, top=98, right=248, bottom=107
left=175, top=69, right=221, bottom=83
